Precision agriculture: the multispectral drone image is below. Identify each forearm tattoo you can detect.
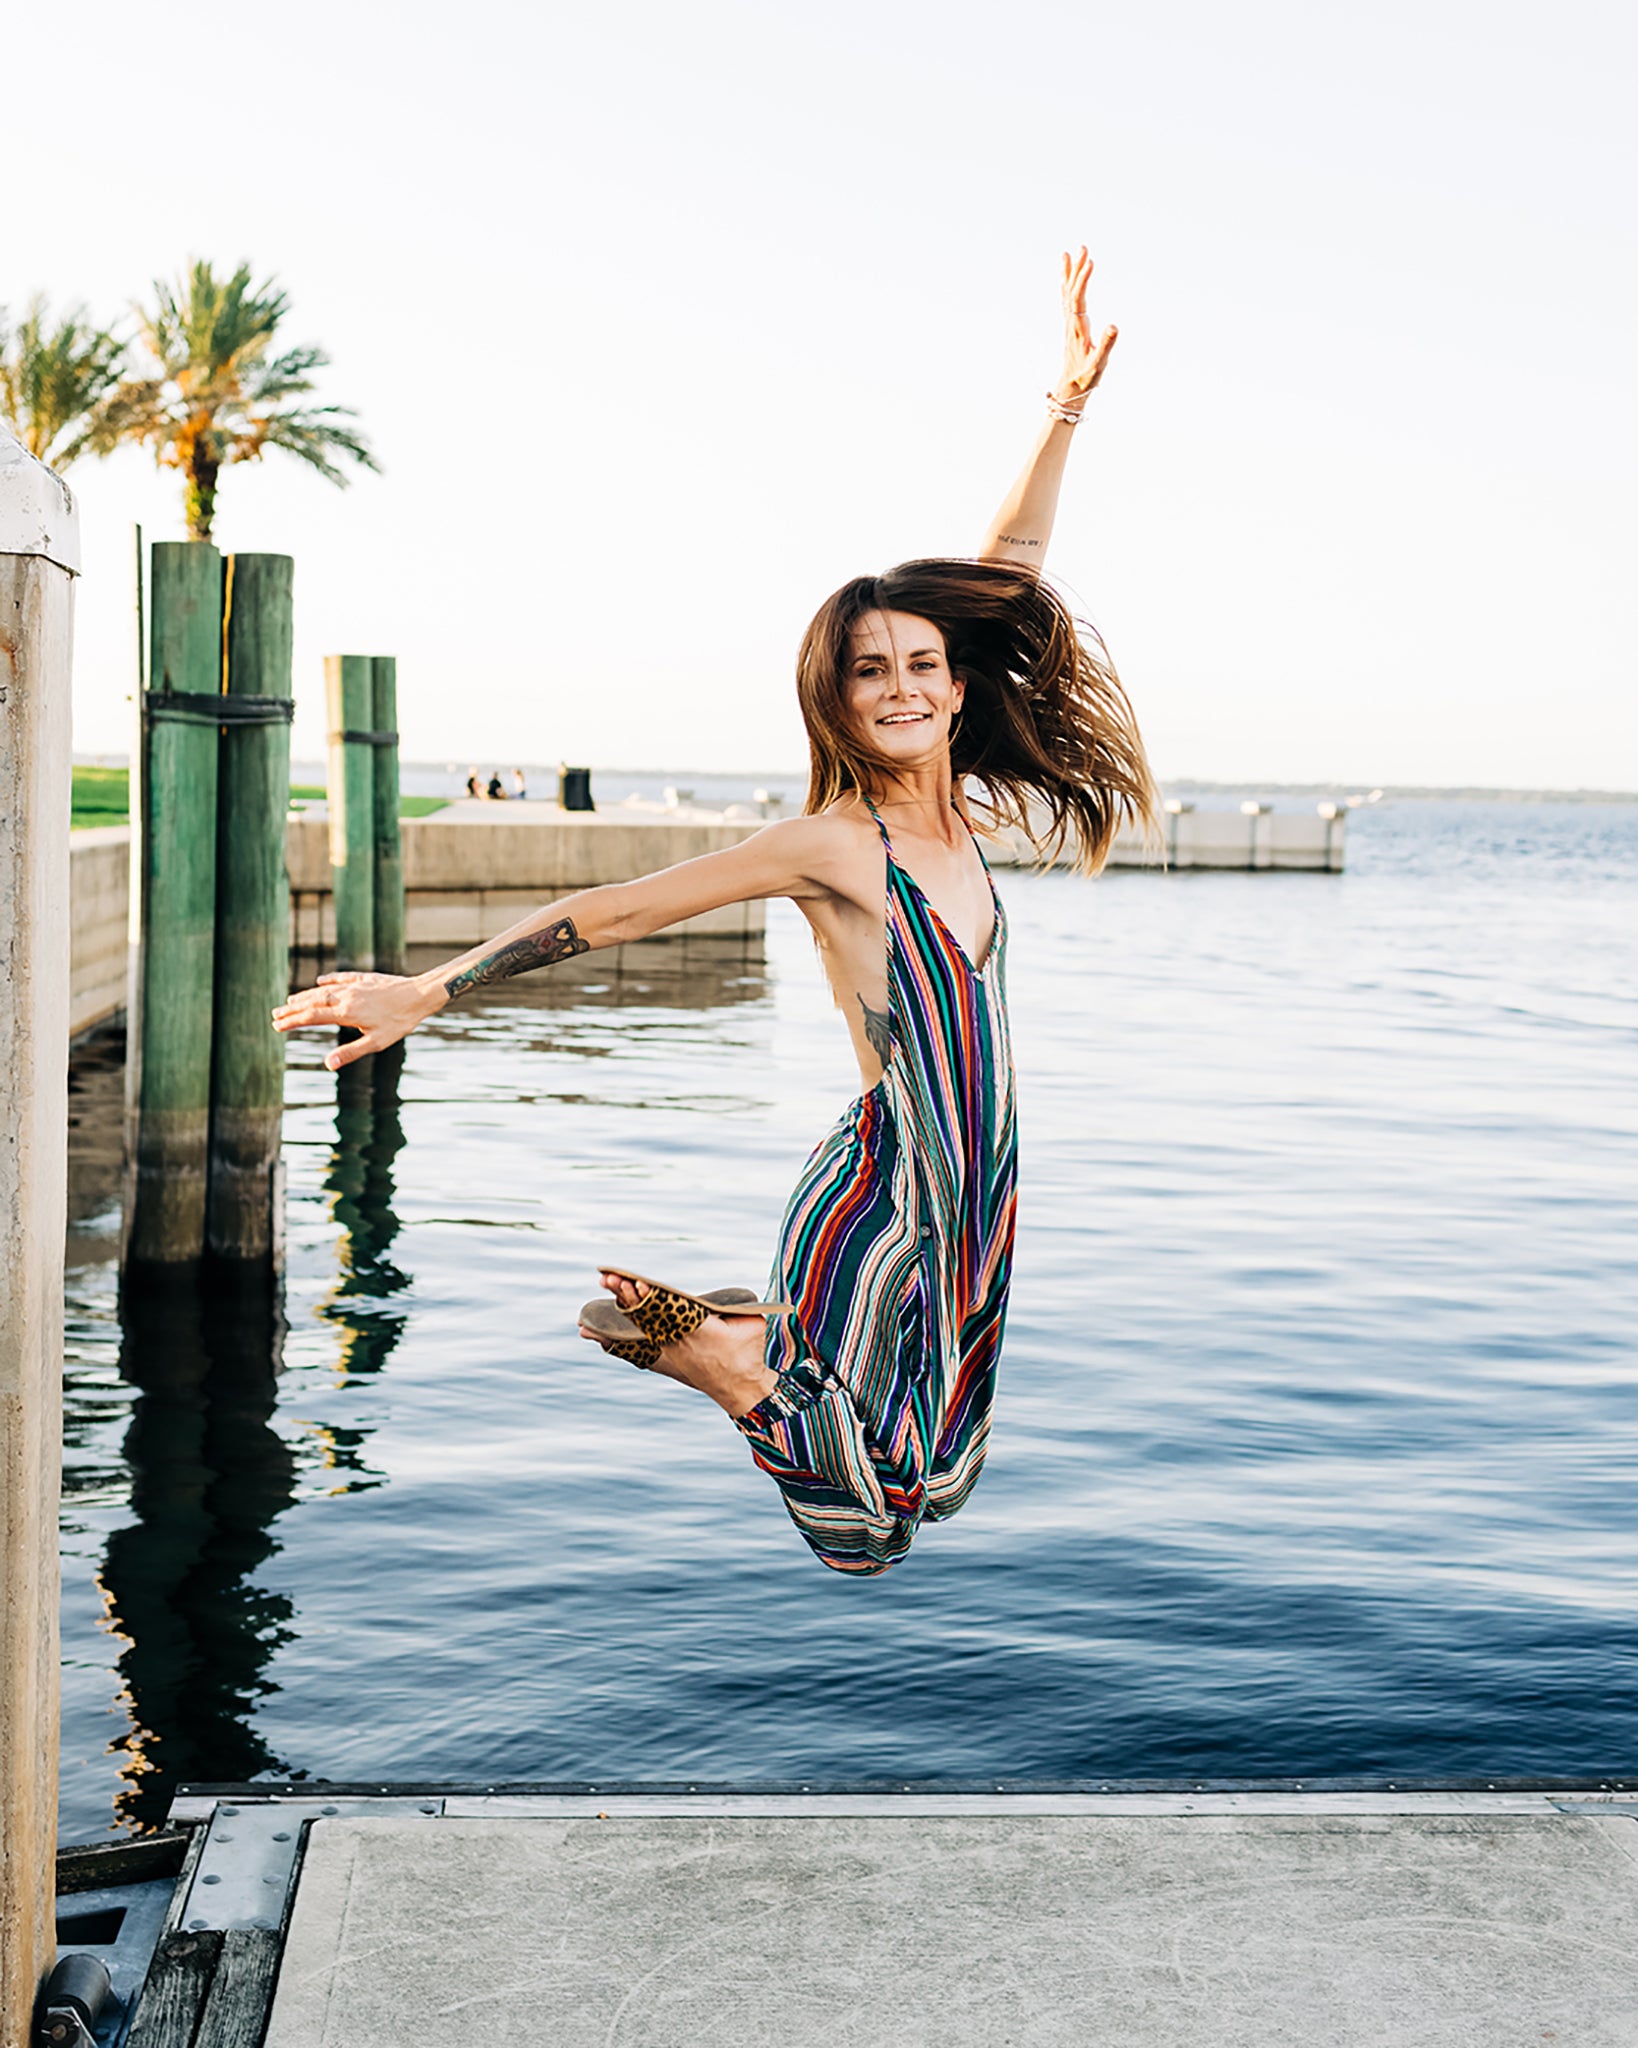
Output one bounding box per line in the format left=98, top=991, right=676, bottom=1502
left=858, top=994, right=893, bottom=1065
left=443, top=916, right=589, bottom=999
left=997, top=533, right=1040, bottom=548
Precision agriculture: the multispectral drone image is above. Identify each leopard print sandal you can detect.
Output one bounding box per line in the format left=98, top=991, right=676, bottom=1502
left=579, top=1286, right=767, bottom=1369
left=603, top=1269, right=794, bottom=1350
left=578, top=1299, right=662, bottom=1369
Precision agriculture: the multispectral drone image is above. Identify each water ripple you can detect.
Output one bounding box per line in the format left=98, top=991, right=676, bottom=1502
left=58, top=801, right=1638, bottom=1832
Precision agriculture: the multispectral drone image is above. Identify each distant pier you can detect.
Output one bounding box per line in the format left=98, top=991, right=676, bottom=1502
left=987, top=797, right=1349, bottom=872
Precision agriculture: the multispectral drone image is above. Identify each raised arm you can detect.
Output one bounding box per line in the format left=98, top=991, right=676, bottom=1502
left=977, top=247, right=1117, bottom=571
left=272, top=816, right=836, bottom=1070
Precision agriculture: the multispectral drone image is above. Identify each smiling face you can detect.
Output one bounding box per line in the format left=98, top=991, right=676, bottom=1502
left=842, top=609, right=964, bottom=768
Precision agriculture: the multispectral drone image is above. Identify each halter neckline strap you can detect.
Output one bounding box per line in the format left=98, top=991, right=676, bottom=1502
left=862, top=794, right=988, bottom=862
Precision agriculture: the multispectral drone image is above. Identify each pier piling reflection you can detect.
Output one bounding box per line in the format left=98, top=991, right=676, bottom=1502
left=320, top=1040, right=411, bottom=1388
left=100, top=1273, right=296, bottom=1830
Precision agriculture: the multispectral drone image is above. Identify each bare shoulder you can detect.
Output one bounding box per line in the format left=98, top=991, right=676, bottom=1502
left=755, top=803, right=875, bottom=866
left=743, top=803, right=881, bottom=908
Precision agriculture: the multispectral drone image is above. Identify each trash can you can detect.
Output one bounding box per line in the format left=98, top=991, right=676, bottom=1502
left=559, top=765, right=594, bottom=813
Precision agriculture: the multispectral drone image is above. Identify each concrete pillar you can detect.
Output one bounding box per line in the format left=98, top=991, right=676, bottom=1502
left=1163, top=797, right=1193, bottom=870
left=0, top=432, right=78, bottom=2045
left=1240, top=799, right=1273, bottom=871
left=1317, top=801, right=1348, bottom=873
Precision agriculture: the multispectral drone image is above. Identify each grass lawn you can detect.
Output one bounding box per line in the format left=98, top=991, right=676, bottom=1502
left=69, top=765, right=132, bottom=829
left=73, top=768, right=447, bottom=828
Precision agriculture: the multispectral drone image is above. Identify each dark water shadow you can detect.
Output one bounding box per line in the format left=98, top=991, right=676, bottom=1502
left=96, top=1045, right=415, bottom=1827
left=99, top=1273, right=298, bottom=1830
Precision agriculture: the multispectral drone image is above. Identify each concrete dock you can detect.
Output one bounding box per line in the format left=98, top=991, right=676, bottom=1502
left=100, top=1782, right=1638, bottom=2045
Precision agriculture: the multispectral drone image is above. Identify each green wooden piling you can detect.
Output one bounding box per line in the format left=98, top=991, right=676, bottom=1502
left=127, top=542, right=224, bottom=1269
left=207, top=554, right=294, bottom=1266
left=371, top=656, right=405, bottom=974
left=325, top=655, right=375, bottom=970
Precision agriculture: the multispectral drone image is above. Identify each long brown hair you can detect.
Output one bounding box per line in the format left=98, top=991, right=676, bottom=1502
left=796, top=558, right=1158, bottom=871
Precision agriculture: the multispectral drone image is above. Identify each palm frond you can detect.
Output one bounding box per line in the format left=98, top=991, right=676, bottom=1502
left=88, top=257, right=378, bottom=533
left=0, top=295, right=128, bottom=467
left=138, top=260, right=289, bottom=389
left=244, top=344, right=330, bottom=405
left=79, top=377, right=170, bottom=457
left=229, top=405, right=380, bottom=484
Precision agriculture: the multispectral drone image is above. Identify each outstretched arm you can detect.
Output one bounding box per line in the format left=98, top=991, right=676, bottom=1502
left=977, top=247, right=1117, bottom=571
left=271, top=816, right=837, bottom=1069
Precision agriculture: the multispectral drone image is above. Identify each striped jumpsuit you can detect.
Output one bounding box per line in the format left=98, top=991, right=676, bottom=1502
left=735, top=802, right=1018, bottom=1574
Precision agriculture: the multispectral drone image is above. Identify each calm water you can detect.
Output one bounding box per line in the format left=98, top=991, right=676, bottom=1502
left=60, top=802, right=1638, bottom=1836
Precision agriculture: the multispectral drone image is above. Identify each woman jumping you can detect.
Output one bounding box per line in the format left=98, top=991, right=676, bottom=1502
left=273, top=249, right=1157, bottom=1575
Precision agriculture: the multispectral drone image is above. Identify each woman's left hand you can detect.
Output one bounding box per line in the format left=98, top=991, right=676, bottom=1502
left=1055, top=246, right=1117, bottom=404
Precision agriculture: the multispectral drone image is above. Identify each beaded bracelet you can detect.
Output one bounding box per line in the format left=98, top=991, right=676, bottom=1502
left=1045, top=391, right=1089, bottom=425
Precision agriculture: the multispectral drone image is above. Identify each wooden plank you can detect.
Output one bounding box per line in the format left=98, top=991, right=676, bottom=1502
left=193, top=1928, right=283, bottom=2048
left=56, top=1831, right=191, bottom=1896
left=124, top=1928, right=223, bottom=2048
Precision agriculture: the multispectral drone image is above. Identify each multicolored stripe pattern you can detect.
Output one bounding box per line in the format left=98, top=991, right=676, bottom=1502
left=737, top=805, right=1017, bottom=1574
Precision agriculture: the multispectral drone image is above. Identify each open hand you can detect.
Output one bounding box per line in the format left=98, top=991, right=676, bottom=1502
left=272, top=970, right=445, bottom=1070
left=1056, top=246, right=1117, bottom=403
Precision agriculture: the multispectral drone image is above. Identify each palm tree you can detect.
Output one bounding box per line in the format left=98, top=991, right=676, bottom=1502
left=94, top=260, right=377, bottom=542
left=0, top=296, right=128, bottom=468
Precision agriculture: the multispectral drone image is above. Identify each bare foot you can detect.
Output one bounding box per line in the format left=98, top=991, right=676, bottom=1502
left=579, top=1273, right=778, bottom=1419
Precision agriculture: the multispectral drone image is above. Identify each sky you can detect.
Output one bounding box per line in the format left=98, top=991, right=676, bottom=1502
left=7, top=0, right=1635, bottom=787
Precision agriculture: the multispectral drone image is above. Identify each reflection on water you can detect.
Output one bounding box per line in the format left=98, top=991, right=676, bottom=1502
left=62, top=937, right=768, bottom=1834
left=319, top=1043, right=410, bottom=1421
left=100, top=1277, right=296, bottom=1829
left=101, top=1042, right=425, bottom=1825
left=64, top=1024, right=416, bottom=1826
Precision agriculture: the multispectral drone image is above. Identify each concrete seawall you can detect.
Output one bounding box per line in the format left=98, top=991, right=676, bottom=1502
left=286, top=812, right=765, bottom=950
left=68, top=812, right=767, bottom=1042
left=69, top=826, right=131, bottom=1043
